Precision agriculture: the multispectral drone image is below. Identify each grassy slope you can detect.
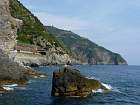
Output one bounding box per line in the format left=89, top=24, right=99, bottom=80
left=9, top=0, right=63, bottom=48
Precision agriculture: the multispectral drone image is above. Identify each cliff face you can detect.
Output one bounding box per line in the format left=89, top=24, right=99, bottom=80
left=0, top=0, right=27, bottom=81
left=0, top=0, right=22, bottom=53
left=9, top=0, right=76, bottom=65
left=14, top=46, right=79, bottom=66
left=0, top=49, right=27, bottom=81
left=8, top=0, right=127, bottom=65
left=46, top=26, right=127, bottom=65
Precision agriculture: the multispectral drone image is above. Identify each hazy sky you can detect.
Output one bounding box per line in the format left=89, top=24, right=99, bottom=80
left=19, top=0, right=140, bottom=65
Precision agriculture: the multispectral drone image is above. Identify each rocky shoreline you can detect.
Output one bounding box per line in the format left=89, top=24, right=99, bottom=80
left=0, top=66, right=47, bottom=92
left=0, top=0, right=47, bottom=92
left=0, top=0, right=124, bottom=97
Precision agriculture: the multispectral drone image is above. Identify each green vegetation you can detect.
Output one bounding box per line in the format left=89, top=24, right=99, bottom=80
left=9, top=0, right=62, bottom=47
left=46, top=26, right=127, bottom=64
left=8, top=0, right=126, bottom=64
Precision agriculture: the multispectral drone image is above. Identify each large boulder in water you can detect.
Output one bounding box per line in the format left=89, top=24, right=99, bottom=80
left=51, top=67, right=108, bottom=97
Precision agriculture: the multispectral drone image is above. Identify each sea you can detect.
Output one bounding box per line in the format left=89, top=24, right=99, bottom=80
left=0, top=65, right=140, bottom=105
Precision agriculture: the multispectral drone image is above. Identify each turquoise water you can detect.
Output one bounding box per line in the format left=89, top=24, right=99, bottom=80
left=0, top=65, right=140, bottom=105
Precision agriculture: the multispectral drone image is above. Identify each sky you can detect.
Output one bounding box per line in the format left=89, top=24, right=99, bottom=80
left=19, top=0, right=140, bottom=65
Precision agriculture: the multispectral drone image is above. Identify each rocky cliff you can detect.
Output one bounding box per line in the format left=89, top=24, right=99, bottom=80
left=9, top=0, right=77, bottom=65
left=8, top=0, right=127, bottom=65
left=0, top=0, right=47, bottom=87
left=0, top=0, right=27, bottom=82
left=0, top=0, right=22, bottom=54
left=14, top=45, right=79, bottom=66
left=46, top=26, right=127, bottom=65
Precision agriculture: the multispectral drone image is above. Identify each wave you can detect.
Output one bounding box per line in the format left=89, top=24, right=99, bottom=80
left=33, top=75, right=46, bottom=78
left=15, top=87, right=26, bottom=90
left=2, top=84, right=27, bottom=91
left=2, top=84, right=18, bottom=91
left=92, top=83, right=112, bottom=94
left=86, top=76, right=113, bottom=93
left=102, top=83, right=121, bottom=93
left=3, top=84, right=18, bottom=87
left=86, top=76, right=122, bottom=94
left=92, top=89, right=104, bottom=93
left=40, top=75, right=46, bottom=77
left=111, top=87, right=122, bottom=93
left=101, top=83, right=112, bottom=90
left=92, top=83, right=122, bottom=94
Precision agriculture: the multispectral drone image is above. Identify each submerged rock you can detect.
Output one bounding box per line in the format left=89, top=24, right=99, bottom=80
left=51, top=67, right=108, bottom=97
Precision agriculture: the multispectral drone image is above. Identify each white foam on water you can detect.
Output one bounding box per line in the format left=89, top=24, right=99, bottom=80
left=84, top=76, right=121, bottom=94
left=101, top=83, right=122, bottom=93
left=92, top=89, right=104, bottom=93
left=101, top=83, right=112, bottom=90
left=3, top=87, right=14, bottom=91
left=40, top=75, right=46, bottom=78
left=3, top=84, right=18, bottom=87
left=15, top=87, right=26, bottom=90
left=92, top=83, right=122, bottom=94
left=64, top=64, right=68, bottom=67
left=112, top=87, right=122, bottom=93
left=86, top=76, right=112, bottom=93
left=33, top=75, right=46, bottom=78
left=92, top=83, right=113, bottom=94
left=34, top=76, right=38, bottom=78
left=2, top=84, right=18, bottom=91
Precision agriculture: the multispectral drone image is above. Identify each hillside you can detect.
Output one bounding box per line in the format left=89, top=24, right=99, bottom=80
left=8, top=0, right=127, bottom=65
left=46, top=26, right=127, bottom=65
left=9, top=0, right=63, bottom=48
left=9, top=0, right=78, bottom=65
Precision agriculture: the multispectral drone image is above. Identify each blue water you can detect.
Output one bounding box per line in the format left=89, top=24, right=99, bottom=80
left=0, top=65, right=140, bottom=105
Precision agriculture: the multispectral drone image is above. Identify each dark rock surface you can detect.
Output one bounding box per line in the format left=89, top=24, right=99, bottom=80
left=0, top=49, right=47, bottom=82
left=0, top=49, right=28, bottom=81
left=51, top=67, right=108, bottom=97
